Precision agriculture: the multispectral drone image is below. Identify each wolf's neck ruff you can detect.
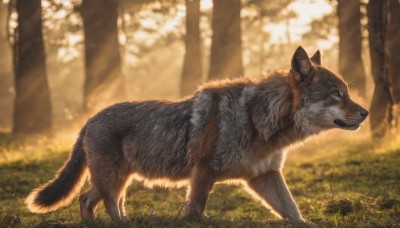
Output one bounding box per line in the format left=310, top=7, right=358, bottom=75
left=187, top=72, right=320, bottom=178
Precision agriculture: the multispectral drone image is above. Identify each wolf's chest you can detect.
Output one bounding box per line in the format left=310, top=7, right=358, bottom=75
left=223, top=151, right=286, bottom=179
left=237, top=150, right=287, bottom=178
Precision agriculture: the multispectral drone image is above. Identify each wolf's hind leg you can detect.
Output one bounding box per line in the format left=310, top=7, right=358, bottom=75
left=79, top=186, right=101, bottom=220
left=95, top=176, right=131, bottom=220
left=90, top=172, right=120, bottom=219
left=184, top=163, right=215, bottom=219
left=247, top=170, right=304, bottom=222
left=90, top=159, right=131, bottom=220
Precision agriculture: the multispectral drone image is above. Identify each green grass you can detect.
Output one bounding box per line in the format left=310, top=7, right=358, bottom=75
left=0, top=131, right=399, bottom=227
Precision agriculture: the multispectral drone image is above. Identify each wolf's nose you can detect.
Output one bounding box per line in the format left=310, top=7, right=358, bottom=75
left=360, top=110, right=369, bottom=118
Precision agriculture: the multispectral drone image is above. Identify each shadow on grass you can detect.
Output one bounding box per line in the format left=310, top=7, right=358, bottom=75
left=0, top=150, right=68, bottom=200
left=0, top=206, right=294, bottom=228
left=30, top=215, right=294, bottom=228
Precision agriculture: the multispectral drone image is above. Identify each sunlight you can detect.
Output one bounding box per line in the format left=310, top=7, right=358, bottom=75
left=265, top=0, right=334, bottom=48
left=67, top=34, right=81, bottom=45
left=1, top=0, right=399, bottom=226
left=159, top=4, right=185, bottom=35
left=57, top=47, right=79, bottom=63
left=201, top=0, right=213, bottom=10
left=119, top=33, right=127, bottom=45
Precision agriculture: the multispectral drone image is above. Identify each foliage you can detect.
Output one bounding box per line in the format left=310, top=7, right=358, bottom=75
left=302, top=13, right=337, bottom=40
left=245, top=0, right=295, bottom=21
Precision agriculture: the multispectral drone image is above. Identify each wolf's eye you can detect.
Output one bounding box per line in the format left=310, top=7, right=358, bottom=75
left=331, top=90, right=341, bottom=98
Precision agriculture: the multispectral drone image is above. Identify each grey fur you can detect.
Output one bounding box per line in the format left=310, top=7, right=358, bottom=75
left=26, top=46, right=368, bottom=223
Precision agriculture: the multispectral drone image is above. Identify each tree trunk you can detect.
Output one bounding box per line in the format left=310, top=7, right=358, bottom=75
left=208, top=0, right=243, bottom=80
left=13, top=0, right=52, bottom=134
left=0, top=2, right=13, bottom=130
left=337, top=0, right=366, bottom=97
left=367, top=0, right=396, bottom=139
left=386, top=0, right=400, bottom=102
left=81, top=0, right=125, bottom=112
left=181, top=0, right=202, bottom=97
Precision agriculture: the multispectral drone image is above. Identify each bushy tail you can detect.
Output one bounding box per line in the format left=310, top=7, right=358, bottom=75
left=25, top=128, right=88, bottom=213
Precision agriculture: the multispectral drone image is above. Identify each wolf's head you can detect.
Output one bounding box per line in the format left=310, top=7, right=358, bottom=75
left=290, top=46, right=369, bottom=133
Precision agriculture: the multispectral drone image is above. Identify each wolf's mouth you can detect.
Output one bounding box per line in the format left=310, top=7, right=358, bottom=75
left=334, top=119, right=360, bottom=130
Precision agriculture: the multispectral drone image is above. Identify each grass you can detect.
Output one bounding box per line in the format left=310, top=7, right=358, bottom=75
left=0, top=130, right=399, bottom=227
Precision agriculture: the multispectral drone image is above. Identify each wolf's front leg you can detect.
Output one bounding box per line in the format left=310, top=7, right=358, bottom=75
left=184, top=162, right=215, bottom=219
left=247, top=170, right=305, bottom=223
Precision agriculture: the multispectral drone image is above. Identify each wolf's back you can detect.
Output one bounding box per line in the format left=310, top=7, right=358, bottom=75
left=25, top=128, right=88, bottom=213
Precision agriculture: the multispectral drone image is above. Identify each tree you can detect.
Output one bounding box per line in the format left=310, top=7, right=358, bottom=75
left=367, top=0, right=396, bottom=139
left=337, top=0, right=366, bottom=97
left=13, top=0, right=52, bottom=134
left=386, top=0, right=400, bottom=102
left=181, top=0, right=202, bottom=97
left=80, top=0, right=125, bottom=112
left=0, top=1, right=13, bottom=129
left=208, top=0, right=243, bottom=80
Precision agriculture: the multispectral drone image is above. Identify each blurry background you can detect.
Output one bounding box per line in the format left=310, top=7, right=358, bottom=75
left=1, top=1, right=400, bottom=226
left=0, top=0, right=399, bottom=139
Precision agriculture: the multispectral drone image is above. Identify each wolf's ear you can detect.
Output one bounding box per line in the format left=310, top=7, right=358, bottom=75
left=310, top=50, right=321, bottom=65
left=291, top=46, right=314, bottom=82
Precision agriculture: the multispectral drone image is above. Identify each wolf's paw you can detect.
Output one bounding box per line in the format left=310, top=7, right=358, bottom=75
left=183, top=212, right=203, bottom=222
left=183, top=208, right=209, bottom=222
left=289, top=218, right=316, bottom=227
left=303, top=221, right=316, bottom=227
left=120, top=214, right=129, bottom=222
left=183, top=202, right=206, bottom=221
left=289, top=218, right=317, bottom=227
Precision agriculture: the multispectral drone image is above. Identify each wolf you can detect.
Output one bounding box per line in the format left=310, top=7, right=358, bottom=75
left=26, top=47, right=368, bottom=223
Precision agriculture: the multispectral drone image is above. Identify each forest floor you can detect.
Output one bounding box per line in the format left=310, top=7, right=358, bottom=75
left=0, top=130, right=399, bottom=227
